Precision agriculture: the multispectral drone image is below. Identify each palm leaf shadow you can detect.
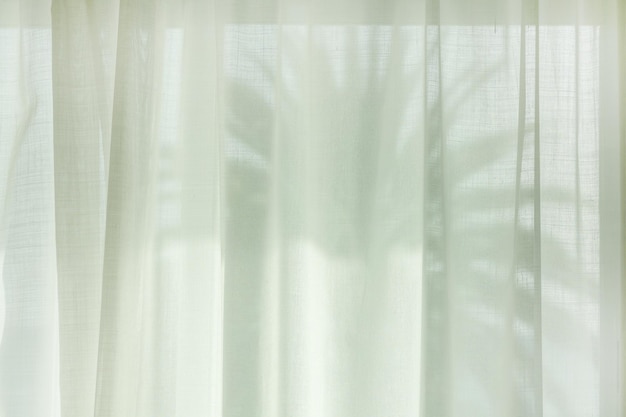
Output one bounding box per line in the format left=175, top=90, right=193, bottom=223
left=221, top=22, right=594, bottom=417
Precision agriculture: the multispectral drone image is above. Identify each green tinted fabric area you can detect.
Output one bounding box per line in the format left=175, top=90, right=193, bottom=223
left=0, top=0, right=624, bottom=417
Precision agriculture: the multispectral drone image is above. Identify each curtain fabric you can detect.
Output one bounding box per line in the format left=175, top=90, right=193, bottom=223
left=0, top=0, right=623, bottom=416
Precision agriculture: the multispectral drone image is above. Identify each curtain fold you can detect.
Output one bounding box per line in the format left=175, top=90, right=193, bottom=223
left=51, top=1, right=117, bottom=415
left=0, top=0, right=623, bottom=416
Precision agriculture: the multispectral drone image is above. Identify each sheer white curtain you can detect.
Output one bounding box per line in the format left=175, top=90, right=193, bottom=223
left=0, top=0, right=623, bottom=416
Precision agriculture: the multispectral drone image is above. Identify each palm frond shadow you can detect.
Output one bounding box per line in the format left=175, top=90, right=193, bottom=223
left=222, top=23, right=595, bottom=417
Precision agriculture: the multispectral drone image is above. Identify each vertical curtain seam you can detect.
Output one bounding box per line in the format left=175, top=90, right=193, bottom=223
left=532, top=0, right=544, bottom=412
